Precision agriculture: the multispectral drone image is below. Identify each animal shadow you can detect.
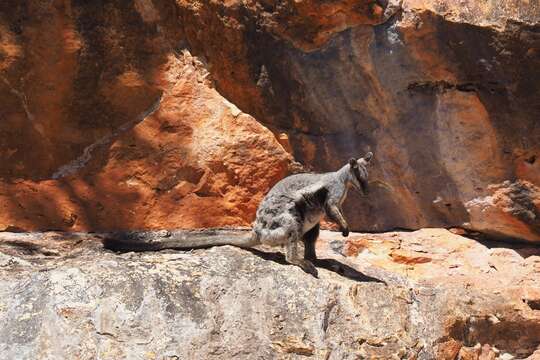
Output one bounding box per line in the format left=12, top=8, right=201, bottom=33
left=246, top=248, right=385, bottom=283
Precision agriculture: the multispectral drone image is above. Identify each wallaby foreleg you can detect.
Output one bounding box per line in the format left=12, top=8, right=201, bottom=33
left=325, top=204, right=349, bottom=237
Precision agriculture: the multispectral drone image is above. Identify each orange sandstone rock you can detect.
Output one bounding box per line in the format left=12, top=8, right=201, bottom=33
left=0, top=0, right=538, bottom=242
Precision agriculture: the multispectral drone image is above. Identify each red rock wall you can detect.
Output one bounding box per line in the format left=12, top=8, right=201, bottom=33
left=0, top=0, right=292, bottom=231
left=0, top=0, right=539, bottom=242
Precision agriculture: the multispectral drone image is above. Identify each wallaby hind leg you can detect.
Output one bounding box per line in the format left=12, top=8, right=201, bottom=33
left=302, top=224, right=320, bottom=261
left=286, top=230, right=318, bottom=278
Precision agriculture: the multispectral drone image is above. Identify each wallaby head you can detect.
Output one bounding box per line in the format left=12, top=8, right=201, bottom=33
left=347, top=152, right=373, bottom=195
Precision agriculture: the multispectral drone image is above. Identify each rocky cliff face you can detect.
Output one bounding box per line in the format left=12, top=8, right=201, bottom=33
left=0, top=0, right=293, bottom=231
left=0, top=1, right=539, bottom=242
left=0, top=229, right=539, bottom=359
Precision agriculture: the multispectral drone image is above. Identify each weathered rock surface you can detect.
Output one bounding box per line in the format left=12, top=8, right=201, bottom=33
left=0, top=1, right=539, bottom=241
left=182, top=0, right=540, bottom=242
left=0, top=0, right=292, bottom=231
left=0, top=228, right=539, bottom=359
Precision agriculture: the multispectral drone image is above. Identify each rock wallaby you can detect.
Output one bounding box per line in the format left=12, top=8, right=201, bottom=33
left=104, top=152, right=373, bottom=277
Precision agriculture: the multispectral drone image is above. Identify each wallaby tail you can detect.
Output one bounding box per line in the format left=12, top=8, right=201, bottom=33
left=102, top=228, right=257, bottom=252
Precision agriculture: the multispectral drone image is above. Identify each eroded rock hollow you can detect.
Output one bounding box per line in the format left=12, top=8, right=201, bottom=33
left=0, top=0, right=539, bottom=242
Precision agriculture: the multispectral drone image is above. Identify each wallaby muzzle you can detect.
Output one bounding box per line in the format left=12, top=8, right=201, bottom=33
left=360, top=179, right=369, bottom=196
left=351, top=178, right=369, bottom=196
left=350, top=161, right=369, bottom=196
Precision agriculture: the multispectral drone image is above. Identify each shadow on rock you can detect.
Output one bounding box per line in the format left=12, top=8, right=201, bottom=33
left=461, top=232, right=540, bottom=259
left=246, top=248, right=386, bottom=283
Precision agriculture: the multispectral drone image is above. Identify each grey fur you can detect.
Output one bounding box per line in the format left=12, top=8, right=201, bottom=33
left=251, top=152, right=373, bottom=276
left=104, top=152, right=373, bottom=278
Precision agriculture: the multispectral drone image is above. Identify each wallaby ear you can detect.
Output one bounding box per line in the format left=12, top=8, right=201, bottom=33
left=363, top=152, right=373, bottom=163
left=349, top=158, right=358, bottom=168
